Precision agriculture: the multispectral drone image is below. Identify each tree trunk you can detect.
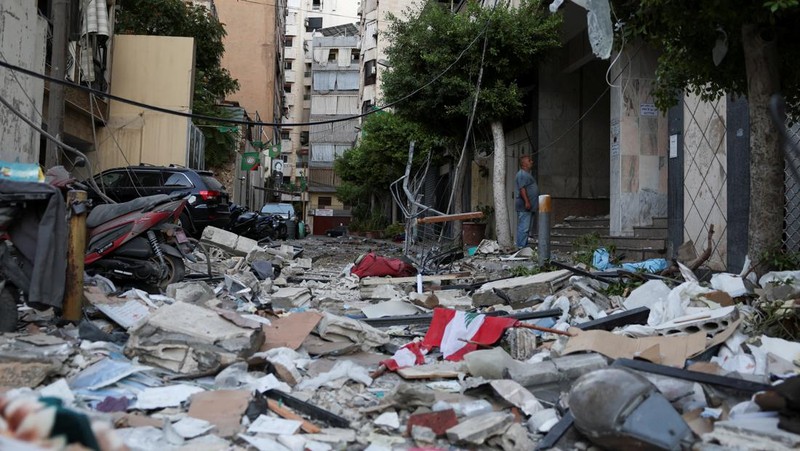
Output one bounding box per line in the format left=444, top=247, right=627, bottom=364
left=491, top=120, right=512, bottom=247
left=742, top=24, right=782, bottom=274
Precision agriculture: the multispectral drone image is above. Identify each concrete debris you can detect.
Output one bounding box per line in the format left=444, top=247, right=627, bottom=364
left=5, top=235, right=800, bottom=450
left=271, top=287, right=312, bottom=310
left=125, top=301, right=264, bottom=374
left=471, top=269, right=571, bottom=306
left=445, top=411, right=513, bottom=445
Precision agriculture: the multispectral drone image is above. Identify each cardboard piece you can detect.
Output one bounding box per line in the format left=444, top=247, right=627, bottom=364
left=563, top=328, right=707, bottom=368
left=261, top=312, right=323, bottom=351
left=188, top=389, right=252, bottom=437
left=85, top=286, right=151, bottom=329
left=703, top=290, right=735, bottom=307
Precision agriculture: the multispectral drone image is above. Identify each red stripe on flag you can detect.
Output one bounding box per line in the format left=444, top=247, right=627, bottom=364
left=421, top=308, right=457, bottom=349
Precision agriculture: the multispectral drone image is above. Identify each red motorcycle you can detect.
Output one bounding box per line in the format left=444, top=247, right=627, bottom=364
left=0, top=172, right=191, bottom=332
left=84, top=192, right=191, bottom=287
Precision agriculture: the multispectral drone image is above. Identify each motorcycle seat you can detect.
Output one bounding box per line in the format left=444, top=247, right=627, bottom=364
left=87, top=194, right=171, bottom=228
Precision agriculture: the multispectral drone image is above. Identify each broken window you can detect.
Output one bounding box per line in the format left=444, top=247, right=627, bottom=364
left=351, top=49, right=360, bottom=62
left=300, top=131, right=309, bottom=145
left=329, top=49, right=338, bottom=62
left=364, top=60, right=376, bottom=86
left=306, top=17, right=322, bottom=31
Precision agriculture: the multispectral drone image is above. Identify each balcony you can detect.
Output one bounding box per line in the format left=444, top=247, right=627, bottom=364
left=284, top=47, right=297, bottom=60
left=285, top=71, right=297, bottom=83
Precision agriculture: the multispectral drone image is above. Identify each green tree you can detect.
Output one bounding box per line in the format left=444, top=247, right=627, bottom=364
left=611, top=0, right=800, bottom=271
left=334, top=111, right=448, bottom=220
left=382, top=0, right=561, bottom=246
left=116, top=0, right=239, bottom=169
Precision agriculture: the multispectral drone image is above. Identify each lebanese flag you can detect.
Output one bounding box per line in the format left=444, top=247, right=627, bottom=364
left=381, top=308, right=518, bottom=370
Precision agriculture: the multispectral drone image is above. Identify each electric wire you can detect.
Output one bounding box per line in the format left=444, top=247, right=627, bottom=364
left=0, top=23, right=485, bottom=130
left=0, top=92, right=115, bottom=203
left=89, top=93, right=144, bottom=197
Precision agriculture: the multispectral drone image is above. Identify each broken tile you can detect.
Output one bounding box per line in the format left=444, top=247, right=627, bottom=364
left=445, top=412, right=512, bottom=445
left=406, top=409, right=458, bottom=436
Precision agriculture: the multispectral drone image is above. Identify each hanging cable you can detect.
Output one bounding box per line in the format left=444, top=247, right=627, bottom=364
left=0, top=92, right=115, bottom=204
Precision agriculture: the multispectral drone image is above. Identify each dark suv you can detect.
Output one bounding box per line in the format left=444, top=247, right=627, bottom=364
left=89, top=165, right=230, bottom=236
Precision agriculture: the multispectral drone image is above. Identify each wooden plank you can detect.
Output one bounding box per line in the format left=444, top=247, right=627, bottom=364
left=267, top=398, right=322, bottom=433
left=416, top=211, right=483, bottom=224
left=360, top=273, right=470, bottom=286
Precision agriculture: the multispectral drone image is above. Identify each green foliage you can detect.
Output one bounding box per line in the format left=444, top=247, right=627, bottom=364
left=509, top=265, right=541, bottom=277
left=116, top=0, right=239, bottom=168
left=383, top=0, right=562, bottom=135
left=750, top=298, right=800, bottom=341
left=473, top=203, right=494, bottom=224
left=384, top=222, right=405, bottom=237
left=335, top=111, right=447, bottom=209
left=572, top=233, right=618, bottom=268
left=760, top=247, right=800, bottom=271
left=611, top=0, right=800, bottom=113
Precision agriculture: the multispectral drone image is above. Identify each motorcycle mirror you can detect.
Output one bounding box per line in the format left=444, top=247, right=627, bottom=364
left=73, top=156, right=87, bottom=168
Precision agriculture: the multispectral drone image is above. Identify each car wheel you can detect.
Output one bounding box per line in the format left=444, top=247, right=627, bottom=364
left=0, top=284, right=18, bottom=333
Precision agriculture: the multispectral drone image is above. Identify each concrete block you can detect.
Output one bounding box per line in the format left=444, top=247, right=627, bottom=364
left=406, top=409, right=458, bottom=436
left=471, top=270, right=571, bottom=306
left=507, top=360, right=560, bottom=388
left=445, top=411, right=512, bottom=445
left=201, top=226, right=238, bottom=252
left=552, top=353, right=609, bottom=380
left=166, top=281, right=215, bottom=304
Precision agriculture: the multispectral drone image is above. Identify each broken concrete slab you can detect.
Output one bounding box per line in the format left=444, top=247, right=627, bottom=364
left=471, top=269, right=571, bottom=307
left=703, top=417, right=800, bottom=450
left=124, top=301, right=264, bottom=374
left=166, top=281, right=215, bottom=305
left=445, top=411, right=512, bottom=445
left=316, top=312, right=389, bottom=350
left=271, top=287, right=312, bottom=310
left=487, top=422, right=537, bottom=451
left=201, top=226, right=258, bottom=256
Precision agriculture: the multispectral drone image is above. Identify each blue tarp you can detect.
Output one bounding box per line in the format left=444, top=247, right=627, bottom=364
left=592, top=248, right=667, bottom=273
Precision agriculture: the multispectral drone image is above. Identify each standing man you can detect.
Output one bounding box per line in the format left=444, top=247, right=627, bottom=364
left=515, top=154, right=538, bottom=249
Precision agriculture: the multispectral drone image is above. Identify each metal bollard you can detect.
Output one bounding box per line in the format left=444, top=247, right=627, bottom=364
left=63, top=190, right=87, bottom=322
left=538, top=194, right=551, bottom=266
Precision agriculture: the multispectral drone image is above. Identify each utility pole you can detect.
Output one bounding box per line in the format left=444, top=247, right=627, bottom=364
left=45, top=0, right=71, bottom=169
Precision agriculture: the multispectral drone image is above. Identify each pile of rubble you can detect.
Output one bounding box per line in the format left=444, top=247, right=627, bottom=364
left=1, top=227, right=799, bottom=450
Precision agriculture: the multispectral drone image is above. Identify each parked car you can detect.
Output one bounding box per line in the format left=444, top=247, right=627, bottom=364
left=260, top=202, right=296, bottom=221
left=88, top=164, right=230, bottom=237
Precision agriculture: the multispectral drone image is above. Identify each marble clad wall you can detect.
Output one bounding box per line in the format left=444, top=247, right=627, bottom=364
left=609, top=45, right=668, bottom=236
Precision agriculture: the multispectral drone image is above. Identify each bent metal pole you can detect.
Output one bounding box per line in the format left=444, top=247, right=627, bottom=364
left=538, top=194, right=551, bottom=266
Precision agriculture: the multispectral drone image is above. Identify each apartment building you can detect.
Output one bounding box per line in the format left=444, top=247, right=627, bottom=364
left=280, top=0, right=360, bottom=219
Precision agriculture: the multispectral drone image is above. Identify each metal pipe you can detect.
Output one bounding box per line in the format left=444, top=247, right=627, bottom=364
left=538, top=194, right=551, bottom=266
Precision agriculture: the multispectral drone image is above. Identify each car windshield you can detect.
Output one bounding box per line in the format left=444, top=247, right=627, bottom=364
left=261, top=204, right=293, bottom=217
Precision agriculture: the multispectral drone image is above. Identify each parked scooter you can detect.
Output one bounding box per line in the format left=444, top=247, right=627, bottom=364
left=225, top=203, right=288, bottom=241
left=84, top=191, right=191, bottom=288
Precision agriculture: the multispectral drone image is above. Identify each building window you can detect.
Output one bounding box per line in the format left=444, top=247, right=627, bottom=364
left=284, top=61, right=293, bottom=70
left=318, top=196, right=332, bottom=207
left=283, top=176, right=291, bottom=185
left=300, top=131, right=309, bottom=145
left=284, top=83, right=292, bottom=93
left=351, top=49, right=360, bottom=61
left=304, top=63, right=312, bottom=77
left=329, top=49, right=338, bottom=62
left=303, top=93, right=311, bottom=101
left=312, top=0, right=321, bottom=11
left=364, top=60, right=376, bottom=86
left=285, top=36, right=293, bottom=47
left=281, top=130, right=290, bottom=140
left=306, top=17, right=322, bottom=31
left=361, top=100, right=374, bottom=114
